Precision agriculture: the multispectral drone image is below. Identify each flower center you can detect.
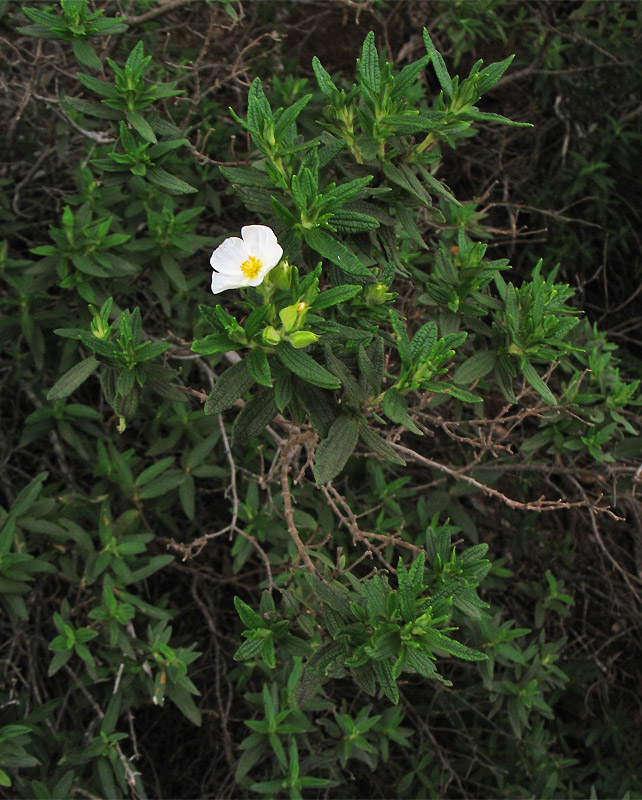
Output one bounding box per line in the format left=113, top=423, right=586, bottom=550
left=240, top=255, right=262, bottom=279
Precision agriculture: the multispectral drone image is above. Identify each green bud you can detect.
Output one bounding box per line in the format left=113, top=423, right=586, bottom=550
left=364, top=282, right=394, bottom=305
left=263, top=120, right=276, bottom=149
left=262, top=326, right=281, bottom=346
left=268, top=260, right=292, bottom=290
left=279, top=304, right=298, bottom=332
left=288, top=331, right=319, bottom=349
left=279, top=301, right=309, bottom=333
left=89, top=305, right=111, bottom=340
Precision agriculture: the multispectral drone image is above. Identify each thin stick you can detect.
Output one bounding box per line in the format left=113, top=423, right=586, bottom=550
left=280, top=438, right=317, bottom=574
left=391, top=443, right=602, bottom=515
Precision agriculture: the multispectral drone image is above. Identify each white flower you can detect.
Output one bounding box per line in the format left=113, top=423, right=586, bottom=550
left=210, top=225, right=283, bottom=294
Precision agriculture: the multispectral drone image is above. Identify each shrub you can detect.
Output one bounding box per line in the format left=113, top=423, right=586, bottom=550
left=1, top=2, right=641, bottom=798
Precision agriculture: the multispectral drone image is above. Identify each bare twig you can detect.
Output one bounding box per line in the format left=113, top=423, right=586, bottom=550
left=390, top=442, right=618, bottom=517
left=279, top=434, right=318, bottom=574
left=567, top=477, right=642, bottom=606
left=127, top=0, right=200, bottom=26
left=63, top=665, right=143, bottom=796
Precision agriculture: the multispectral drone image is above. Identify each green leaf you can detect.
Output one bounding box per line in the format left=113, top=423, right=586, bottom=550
left=48, top=649, right=72, bottom=677
left=100, top=691, right=122, bottom=737
left=234, top=596, right=266, bottom=629
left=423, top=629, right=487, bottom=661
left=415, top=164, right=459, bottom=204
left=423, top=28, right=454, bottom=101
left=127, top=110, right=157, bottom=143
left=358, top=422, right=405, bottom=465
left=293, top=380, right=336, bottom=436
left=305, top=574, right=352, bottom=618
left=260, top=636, right=276, bottom=669
left=454, top=350, right=497, bottom=384
left=382, top=387, right=409, bottom=424
left=330, top=209, right=380, bottom=233
left=245, top=348, right=272, bottom=388
left=397, top=559, right=416, bottom=622
left=179, top=474, right=195, bottom=520
left=311, top=285, right=362, bottom=311
left=358, top=31, right=381, bottom=93
left=504, top=282, right=519, bottom=332
left=77, top=72, right=120, bottom=99
left=411, top=322, right=438, bottom=361
left=303, top=228, right=370, bottom=276
left=351, top=663, right=376, bottom=696
left=135, top=456, right=174, bottom=487
left=219, top=165, right=273, bottom=188
left=137, top=472, right=185, bottom=499
left=381, top=161, right=430, bottom=206
left=9, top=471, right=48, bottom=518
left=477, top=54, right=515, bottom=93
left=392, top=55, right=431, bottom=100
left=232, top=391, right=277, bottom=446
left=312, top=56, right=339, bottom=99
left=313, top=415, right=359, bottom=485
left=166, top=684, right=201, bottom=727
left=275, top=93, right=312, bottom=138
left=404, top=647, right=446, bottom=681
left=47, top=357, right=99, bottom=401
left=390, top=312, right=412, bottom=367
left=72, top=39, right=101, bottom=71
left=191, top=333, right=237, bottom=355
left=205, top=360, right=254, bottom=415
left=123, top=40, right=144, bottom=72
left=146, top=167, right=196, bottom=195
left=520, top=360, right=557, bottom=406
left=233, top=637, right=263, bottom=661
left=246, top=77, right=272, bottom=134
left=408, top=552, right=425, bottom=594
left=372, top=658, right=399, bottom=704
left=321, top=175, right=373, bottom=210
left=277, top=343, right=340, bottom=390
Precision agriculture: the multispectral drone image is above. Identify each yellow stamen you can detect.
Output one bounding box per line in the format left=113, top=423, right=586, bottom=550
left=240, top=255, right=262, bottom=279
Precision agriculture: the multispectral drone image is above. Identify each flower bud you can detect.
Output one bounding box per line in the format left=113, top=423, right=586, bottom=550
left=279, top=301, right=309, bottom=332
left=268, top=260, right=292, bottom=290
left=288, top=331, right=319, bottom=349
left=262, top=326, right=281, bottom=346
left=364, top=282, right=394, bottom=305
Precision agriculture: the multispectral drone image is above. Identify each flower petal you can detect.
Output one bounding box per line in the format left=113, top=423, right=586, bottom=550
left=210, top=236, right=250, bottom=276
left=241, top=225, right=283, bottom=271
left=211, top=269, right=249, bottom=295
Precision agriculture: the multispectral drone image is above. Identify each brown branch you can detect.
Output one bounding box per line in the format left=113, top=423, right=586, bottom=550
left=280, top=436, right=318, bottom=574
left=390, top=443, right=598, bottom=515
left=568, top=477, right=642, bottom=607
left=127, top=0, right=200, bottom=26
left=322, top=484, right=425, bottom=571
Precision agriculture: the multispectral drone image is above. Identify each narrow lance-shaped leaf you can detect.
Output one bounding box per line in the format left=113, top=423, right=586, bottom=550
left=205, top=360, right=255, bottom=415
left=423, top=28, right=454, bottom=101
left=396, top=559, right=416, bottom=622
left=313, top=415, right=359, bottom=485
left=277, top=343, right=340, bottom=390
left=520, top=359, right=557, bottom=406
left=234, top=596, right=266, bottom=630
left=232, top=391, right=278, bottom=446
left=358, top=31, right=381, bottom=93
left=358, top=422, right=406, bottom=466
left=303, top=228, right=371, bottom=277
left=47, top=357, right=99, bottom=401
left=372, top=658, right=399, bottom=704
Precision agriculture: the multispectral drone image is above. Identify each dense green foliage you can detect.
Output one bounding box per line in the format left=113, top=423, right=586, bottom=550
left=1, top=1, right=642, bottom=798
